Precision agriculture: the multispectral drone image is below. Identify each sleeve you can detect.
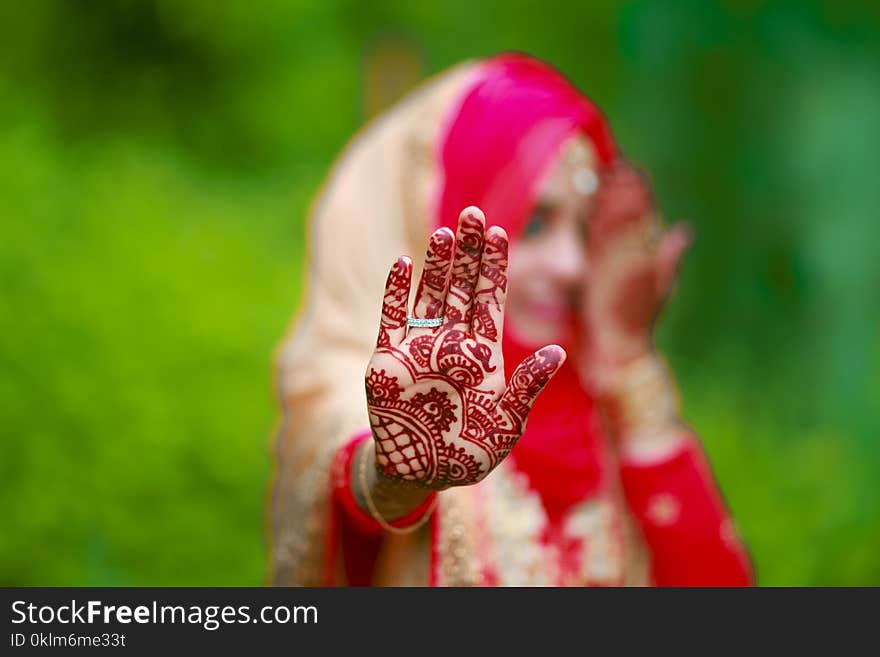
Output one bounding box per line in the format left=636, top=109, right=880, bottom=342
left=324, top=430, right=438, bottom=585
left=618, top=435, right=754, bottom=587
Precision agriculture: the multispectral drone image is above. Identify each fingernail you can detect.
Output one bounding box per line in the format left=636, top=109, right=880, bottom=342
left=540, top=345, right=566, bottom=365
left=461, top=206, right=485, bottom=223
left=487, top=225, right=509, bottom=243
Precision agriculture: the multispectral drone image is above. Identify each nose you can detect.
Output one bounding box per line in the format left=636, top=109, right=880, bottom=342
left=545, top=223, right=586, bottom=285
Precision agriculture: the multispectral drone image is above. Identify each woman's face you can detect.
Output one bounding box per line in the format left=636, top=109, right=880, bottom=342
left=505, top=135, right=597, bottom=347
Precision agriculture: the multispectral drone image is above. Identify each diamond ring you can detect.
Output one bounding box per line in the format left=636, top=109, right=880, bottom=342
left=407, top=316, right=443, bottom=328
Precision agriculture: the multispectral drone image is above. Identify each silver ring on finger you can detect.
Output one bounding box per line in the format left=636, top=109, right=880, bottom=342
left=407, top=316, right=443, bottom=328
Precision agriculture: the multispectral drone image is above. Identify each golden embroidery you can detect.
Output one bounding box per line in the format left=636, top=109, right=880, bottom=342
left=565, top=498, right=625, bottom=585
left=482, top=462, right=555, bottom=585
left=645, top=493, right=681, bottom=527
left=474, top=461, right=654, bottom=586
left=435, top=488, right=482, bottom=586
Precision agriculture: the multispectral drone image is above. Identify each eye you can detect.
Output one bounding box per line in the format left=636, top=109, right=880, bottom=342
left=522, top=208, right=550, bottom=239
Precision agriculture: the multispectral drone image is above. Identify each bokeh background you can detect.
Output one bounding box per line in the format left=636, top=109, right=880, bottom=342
left=2, top=0, right=878, bottom=585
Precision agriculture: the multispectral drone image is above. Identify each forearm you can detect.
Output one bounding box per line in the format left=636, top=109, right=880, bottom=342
left=595, top=352, right=752, bottom=585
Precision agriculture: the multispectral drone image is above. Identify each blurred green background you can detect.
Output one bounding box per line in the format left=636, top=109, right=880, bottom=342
left=1, top=0, right=878, bottom=585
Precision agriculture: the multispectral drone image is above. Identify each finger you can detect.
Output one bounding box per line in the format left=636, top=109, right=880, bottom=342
left=589, top=162, right=653, bottom=250
left=376, top=256, right=412, bottom=348
left=444, top=206, right=485, bottom=328
left=497, top=345, right=566, bottom=425
left=611, top=163, right=653, bottom=232
left=409, top=227, right=454, bottom=339
left=472, top=225, right=508, bottom=344
left=655, top=223, right=693, bottom=298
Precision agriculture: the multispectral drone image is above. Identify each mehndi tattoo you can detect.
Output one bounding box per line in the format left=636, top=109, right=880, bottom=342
left=366, top=208, right=565, bottom=490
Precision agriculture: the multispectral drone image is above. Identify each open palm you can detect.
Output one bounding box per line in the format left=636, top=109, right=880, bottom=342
left=366, top=206, right=565, bottom=490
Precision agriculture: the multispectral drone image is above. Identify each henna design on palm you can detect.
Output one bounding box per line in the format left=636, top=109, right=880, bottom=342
left=366, top=206, right=566, bottom=490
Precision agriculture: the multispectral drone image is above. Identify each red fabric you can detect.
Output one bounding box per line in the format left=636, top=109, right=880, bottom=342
left=435, top=52, right=617, bottom=247
left=501, top=334, right=609, bottom=521
left=619, top=437, right=754, bottom=586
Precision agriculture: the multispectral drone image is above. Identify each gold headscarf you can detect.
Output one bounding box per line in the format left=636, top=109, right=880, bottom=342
left=267, top=61, right=480, bottom=586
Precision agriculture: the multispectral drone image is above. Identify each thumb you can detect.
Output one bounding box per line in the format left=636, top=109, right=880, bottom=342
left=655, top=223, right=693, bottom=298
left=497, top=345, right=566, bottom=425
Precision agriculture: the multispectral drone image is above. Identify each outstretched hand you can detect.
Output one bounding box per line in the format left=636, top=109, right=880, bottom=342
left=366, top=206, right=566, bottom=491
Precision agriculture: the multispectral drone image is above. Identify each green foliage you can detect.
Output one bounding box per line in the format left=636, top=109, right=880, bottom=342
left=1, top=0, right=878, bottom=585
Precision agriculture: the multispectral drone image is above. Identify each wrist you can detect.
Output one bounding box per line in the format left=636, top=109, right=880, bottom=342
left=592, top=331, right=652, bottom=372
left=353, top=439, right=433, bottom=521
left=594, top=351, right=684, bottom=450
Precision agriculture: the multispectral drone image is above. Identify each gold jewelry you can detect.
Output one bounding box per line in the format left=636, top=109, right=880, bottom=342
left=603, top=353, right=681, bottom=432
left=357, top=439, right=438, bottom=535
left=572, top=167, right=598, bottom=196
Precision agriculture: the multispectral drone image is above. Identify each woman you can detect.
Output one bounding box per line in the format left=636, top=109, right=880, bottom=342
left=268, top=53, right=753, bottom=586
